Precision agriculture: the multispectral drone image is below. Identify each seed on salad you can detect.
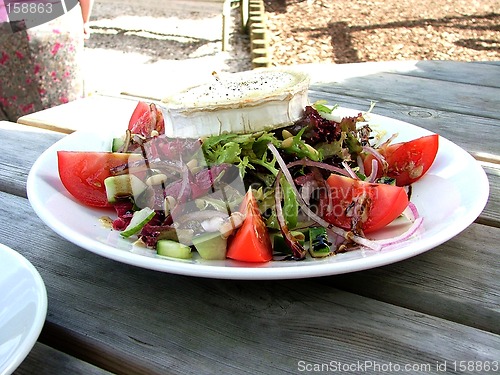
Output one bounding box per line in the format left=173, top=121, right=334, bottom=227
left=146, top=173, right=168, bottom=186
left=281, top=137, right=294, bottom=148
left=219, top=212, right=245, bottom=238
left=163, top=196, right=176, bottom=215
left=282, top=129, right=293, bottom=139
left=409, top=164, right=424, bottom=179
left=305, top=143, right=319, bottom=156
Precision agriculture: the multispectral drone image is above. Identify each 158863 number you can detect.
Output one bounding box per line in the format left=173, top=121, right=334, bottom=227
left=6, top=2, right=53, bottom=14
left=452, top=361, right=499, bottom=372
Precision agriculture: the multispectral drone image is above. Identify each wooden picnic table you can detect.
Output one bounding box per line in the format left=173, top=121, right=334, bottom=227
left=3, top=60, right=499, bottom=374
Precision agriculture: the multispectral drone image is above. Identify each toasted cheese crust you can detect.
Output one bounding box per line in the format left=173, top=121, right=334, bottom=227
left=160, top=68, right=310, bottom=138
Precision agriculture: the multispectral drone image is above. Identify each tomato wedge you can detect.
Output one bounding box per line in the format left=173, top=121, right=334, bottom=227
left=57, top=151, right=131, bottom=207
left=226, top=191, right=273, bottom=263
left=320, top=174, right=409, bottom=234
left=128, top=101, right=150, bottom=129
left=128, top=101, right=165, bottom=137
left=364, top=134, right=439, bottom=186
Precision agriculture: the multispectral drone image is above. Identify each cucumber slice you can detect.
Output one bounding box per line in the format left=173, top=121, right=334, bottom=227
left=308, top=227, right=331, bottom=258
left=157, top=240, right=192, bottom=259
left=120, top=207, right=155, bottom=238
left=112, top=137, right=125, bottom=152
left=192, top=232, right=227, bottom=260
left=104, top=174, right=147, bottom=203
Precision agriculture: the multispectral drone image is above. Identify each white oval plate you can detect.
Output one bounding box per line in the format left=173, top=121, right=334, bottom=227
left=0, top=244, right=47, bottom=375
left=26, top=108, right=489, bottom=280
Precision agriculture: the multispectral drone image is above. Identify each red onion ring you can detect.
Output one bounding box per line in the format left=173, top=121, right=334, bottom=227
left=367, top=158, right=379, bottom=182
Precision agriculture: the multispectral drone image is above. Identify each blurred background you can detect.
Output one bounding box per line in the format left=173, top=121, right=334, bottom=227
left=84, top=0, right=499, bottom=96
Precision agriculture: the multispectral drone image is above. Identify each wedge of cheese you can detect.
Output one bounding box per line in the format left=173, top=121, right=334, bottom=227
left=160, top=68, right=310, bottom=138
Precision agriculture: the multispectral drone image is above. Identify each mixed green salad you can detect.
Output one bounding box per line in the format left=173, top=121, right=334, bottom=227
left=57, top=100, right=438, bottom=263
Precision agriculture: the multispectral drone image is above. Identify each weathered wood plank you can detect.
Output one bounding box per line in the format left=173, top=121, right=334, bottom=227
left=0, top=192, right=498, bottom=374
left=327, top=222, right=500, bottom=334
left=389, top=60, right=500, bottom=88
left=311, top=73, right=500, bottom=120
left=300, top=61, right=500, bottom=125
left=0, top=122, right=62, bottom=197
left=13, top=342, right=112, bottom=375
left=16, top=96, right=138, bottom=134
left=480, top=164, right=500, bottom=228
left=298, top=60, right=500, bottom=91
left=0, top=123, right=63, bottom=198
left=476, top=61, right=500, bottom=67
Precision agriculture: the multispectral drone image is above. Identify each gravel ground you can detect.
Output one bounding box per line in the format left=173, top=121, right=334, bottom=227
left=264, top=0, right=499, bottom=65
left=84, top=0, right=498, bottom=96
